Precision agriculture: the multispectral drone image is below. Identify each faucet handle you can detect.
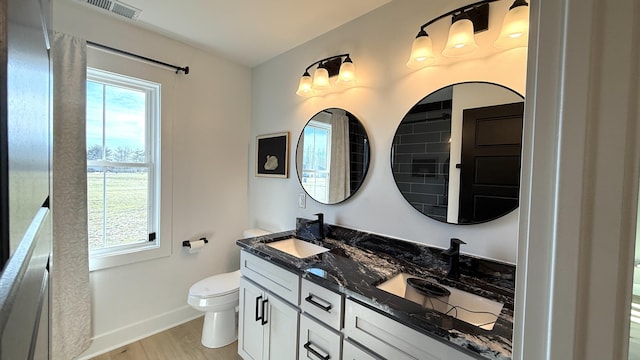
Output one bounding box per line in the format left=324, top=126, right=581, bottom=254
left=443, top=238, right=466, bottom=255
left=450, top=238, right=466, bottom=247
left=314, top=213, right=324, bottom=221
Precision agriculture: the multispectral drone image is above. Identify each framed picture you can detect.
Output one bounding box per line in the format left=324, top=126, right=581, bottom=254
left=256, top=132, right=289, bottom=178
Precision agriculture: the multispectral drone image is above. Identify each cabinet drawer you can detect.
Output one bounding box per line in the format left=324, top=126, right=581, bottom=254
left=240, top=251, right=300, bottom=305
left=342, top=339, right=382, bottom=360
left=301, top=278, right=343, bottom=330
left=344, top=299, right=476, bottom=360
left=299, top=313, right=341, bottom=360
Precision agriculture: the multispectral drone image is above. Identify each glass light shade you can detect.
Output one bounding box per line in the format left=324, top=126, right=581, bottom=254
left=337, top=59, right=356, bottom=86
left=442, top=18, right=478, bottom=57
left=296, top=73, right=313, bottom=97
left=494, top=4, right=529, bottom=49
left=312, top=66, right=330, bottom=90
left=406, top=34, right=435, bottom=68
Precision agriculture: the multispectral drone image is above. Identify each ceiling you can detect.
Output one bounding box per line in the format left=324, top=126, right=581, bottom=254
left=62, top=0, right=392, bottom=67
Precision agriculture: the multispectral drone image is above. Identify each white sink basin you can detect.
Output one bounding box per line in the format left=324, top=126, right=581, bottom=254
left=265, top=238, right=330, bottom=259
left=376, top=273, right=503, bottom=331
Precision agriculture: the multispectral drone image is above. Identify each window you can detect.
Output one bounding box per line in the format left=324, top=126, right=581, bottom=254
left=300, top=120, right=332, bottom=203
left=86, top=68, right=162, bottom=268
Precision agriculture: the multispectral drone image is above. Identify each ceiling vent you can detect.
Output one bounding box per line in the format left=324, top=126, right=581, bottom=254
left=78, top=0, right=142, bottom=20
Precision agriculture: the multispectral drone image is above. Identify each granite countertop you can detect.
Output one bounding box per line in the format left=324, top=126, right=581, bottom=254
left=236, top=220, right=515, bottom=360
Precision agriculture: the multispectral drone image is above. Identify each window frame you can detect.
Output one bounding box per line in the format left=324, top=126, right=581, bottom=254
left=86, top=67, right=167, bottom=271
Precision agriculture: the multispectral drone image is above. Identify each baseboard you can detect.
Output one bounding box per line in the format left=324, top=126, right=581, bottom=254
left=76, top=305, right=202, bottom=359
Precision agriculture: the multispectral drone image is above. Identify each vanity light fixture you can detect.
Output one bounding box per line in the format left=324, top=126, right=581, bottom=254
left=407, top=0, right=529, bottom=68
left=296, top=54, right=356, bottom=97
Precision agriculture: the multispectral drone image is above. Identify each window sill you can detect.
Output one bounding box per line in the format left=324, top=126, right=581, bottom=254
left=89, top=241, right=171, bottom=271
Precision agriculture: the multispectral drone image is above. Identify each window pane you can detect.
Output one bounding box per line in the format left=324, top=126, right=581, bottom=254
left=301, top=124, right=331, bottom=203
left=87, top=81, right=105, bottom=160
left=87, top=168, right=105, bottom=251
left=104, top=85, right=147, bottom=163
left=104, top=169, right=149, bottom=247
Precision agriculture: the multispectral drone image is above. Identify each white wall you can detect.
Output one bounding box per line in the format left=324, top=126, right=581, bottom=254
left=53, top=2, right=251, bottom=357
left=249, top=0, right=527, bottom=264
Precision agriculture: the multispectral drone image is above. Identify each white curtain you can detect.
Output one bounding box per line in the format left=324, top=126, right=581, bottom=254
left=51, top=32, right=91, bottom=359
left=328, top=112, right=350, bottom=203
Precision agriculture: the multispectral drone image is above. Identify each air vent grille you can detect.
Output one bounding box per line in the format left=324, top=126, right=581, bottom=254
left=86, top=0, right=112, bottom=11
left=111, top=3, right=137, bottom=19
left=77, top=0, right=141, bottom=20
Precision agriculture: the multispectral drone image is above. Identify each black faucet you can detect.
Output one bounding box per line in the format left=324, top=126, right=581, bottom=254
left=308, top=213, right=324, bottom=240
left=442, top=238, right=466, bottom=280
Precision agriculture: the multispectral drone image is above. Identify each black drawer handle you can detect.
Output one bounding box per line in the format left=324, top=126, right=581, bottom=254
left=304, top=341, right=330, bottom=360
left=261, top=298, right=268, bottom=325
left=305, top=295, right=332, bottom=312
left=255, top=295, right=263, bottom=322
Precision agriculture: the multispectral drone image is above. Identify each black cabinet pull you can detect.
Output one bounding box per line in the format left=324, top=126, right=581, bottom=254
left=305, top=295, right=332, bottom=312
left=255, top=295, right=263, bottom=322
left=304, top=341, right=330, bottom=360
left=260, top=298, right=268, bottom=325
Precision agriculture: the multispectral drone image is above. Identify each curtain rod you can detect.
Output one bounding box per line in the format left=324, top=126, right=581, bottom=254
left=86, top=41, right=190, bottom=75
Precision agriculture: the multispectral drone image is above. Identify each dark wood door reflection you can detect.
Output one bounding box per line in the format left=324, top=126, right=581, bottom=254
left=459, top=102, right=524, bottom=223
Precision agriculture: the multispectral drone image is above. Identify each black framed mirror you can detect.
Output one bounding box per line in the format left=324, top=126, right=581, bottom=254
left=391, top=82, right=524, bottom=224
left=296, top=108, right=370, bottom=205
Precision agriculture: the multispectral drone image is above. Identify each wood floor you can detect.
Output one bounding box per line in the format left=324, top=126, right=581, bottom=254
left=91, top=317, right=243, bottom=360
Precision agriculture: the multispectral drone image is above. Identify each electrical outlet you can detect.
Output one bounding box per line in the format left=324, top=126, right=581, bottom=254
left=298, top=193, right=306, bottom=208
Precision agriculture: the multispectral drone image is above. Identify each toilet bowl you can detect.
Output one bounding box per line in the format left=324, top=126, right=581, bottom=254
left=188, top=270, right=241, bottom=348
left=187, top=229, right=271, bottom=348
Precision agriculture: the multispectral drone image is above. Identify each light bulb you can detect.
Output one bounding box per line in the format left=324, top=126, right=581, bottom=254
left=442, top=16, right=478, bottom=57
left=337, top=56, right=356, bottom=86
left=406, top=30, right=435, bottom=68
left=312, top=65, right=330, bottom=90
left=296, top=71, right=313, bottom=97
left=494, top=1, right=529, bottom=49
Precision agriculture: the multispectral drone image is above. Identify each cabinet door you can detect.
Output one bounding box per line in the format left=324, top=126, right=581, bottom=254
left=299, top=313, right=341, bottom=360
left=238, top=278, right=265, bottom=360
left=264, top=293, right=299, bottom=360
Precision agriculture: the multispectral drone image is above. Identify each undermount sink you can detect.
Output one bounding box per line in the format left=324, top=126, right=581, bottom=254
left=376, top=273, right=503, bottom=331
left=265, top=237, right=330, bottom=259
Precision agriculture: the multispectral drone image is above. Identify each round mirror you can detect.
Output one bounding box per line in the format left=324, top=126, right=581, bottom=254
left=296, top=108, right=370, bottom=204
left=391, top=82, right=524, bottom=224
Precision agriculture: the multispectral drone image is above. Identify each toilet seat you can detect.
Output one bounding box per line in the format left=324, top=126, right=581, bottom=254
left=189, top=270, right=241, bottom=298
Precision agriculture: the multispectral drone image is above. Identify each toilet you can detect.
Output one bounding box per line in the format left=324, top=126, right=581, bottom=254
left=187, top=229, right=271, bottom=348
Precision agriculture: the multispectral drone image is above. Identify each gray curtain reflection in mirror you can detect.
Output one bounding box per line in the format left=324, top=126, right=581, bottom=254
left=329, top=111, right=350, bottom=203
left=391, top=82, right=524, bottom=225
left=296, top=108, right=370, bottom=205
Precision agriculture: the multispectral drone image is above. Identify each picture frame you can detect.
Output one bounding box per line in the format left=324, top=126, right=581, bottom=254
left=256, top=132, right=289, bottom=178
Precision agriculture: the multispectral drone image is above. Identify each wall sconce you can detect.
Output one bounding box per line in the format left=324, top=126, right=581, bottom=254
left=407, top=0, right=529, bottom=69
left=296, top=54, right=356, bottom=97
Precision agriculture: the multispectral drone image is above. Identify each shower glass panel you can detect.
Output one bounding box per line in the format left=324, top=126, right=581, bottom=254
left=630, top=199, right=640, bottom=359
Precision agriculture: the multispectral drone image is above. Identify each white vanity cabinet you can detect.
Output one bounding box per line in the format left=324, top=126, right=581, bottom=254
left=344, top=299, right=477, bottom=360
left=238, top=249, right=483, bottom=360
left=238, top=251, right=300, bottom=360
